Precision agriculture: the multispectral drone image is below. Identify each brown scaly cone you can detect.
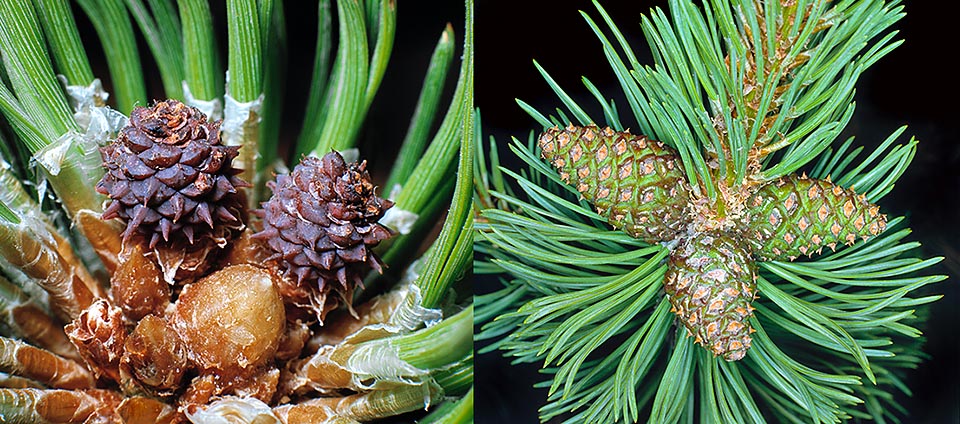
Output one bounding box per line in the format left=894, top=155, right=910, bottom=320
left=254, top=152, right=394, bottom=322
left=65, top=299, right=127, bottom=382
left=96, top=99, right=249, bottom=280
left=664, top=231, right=757, bottom=361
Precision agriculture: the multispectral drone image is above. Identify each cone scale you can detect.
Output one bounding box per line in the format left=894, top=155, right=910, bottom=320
left=665, top=232, right=756, bottom=361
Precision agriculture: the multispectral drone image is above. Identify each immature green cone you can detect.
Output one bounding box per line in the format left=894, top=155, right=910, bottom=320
left=664, top=232, right=757, bottom=361
left=745, top=174, right=886, bottom=260
left=538, top=124, right=691, bottom=243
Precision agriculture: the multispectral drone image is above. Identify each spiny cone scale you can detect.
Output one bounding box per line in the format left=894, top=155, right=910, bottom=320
left=97, top=99, right=249, bottom=250
left=255, top=151, right=394, bottom=320
left=745, top=174, right=887, bottom=261
left=539, top=125, right=889, bottom=361
left=538, top=124, right=692, bottom=243
left=665, top=232, right=756, bottom=361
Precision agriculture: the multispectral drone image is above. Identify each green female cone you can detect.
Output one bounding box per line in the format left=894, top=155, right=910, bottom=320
left=745, top=174, right=887, bottom=261
left=538, top=124, right=692, bottom=243
left=664, top=231, right=757, bottom=361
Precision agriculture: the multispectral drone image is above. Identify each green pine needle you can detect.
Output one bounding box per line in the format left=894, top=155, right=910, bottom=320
left=386, top=23, right=456, bottom=190
left=381, top=2, right=473, bottom=269
left=0, top=0, right=77, bottom=139
left=296, top=0, right=333, bottom=155
left=75, top=0, right=146, bottom=113
left=303, top=0, right=369, bottom=156
left=476, top=1, right=944, bottom=422
left=226, top=0, right=262, bottom=102
left=433, top=355, right=474, bottom=396
left=417, top=107, right=474, bottom=308
left=32, top=0, right=95, bottom=86
left=125, top=0, right=185, bottom=99
left=392, top=305, right=473, bottom=370
left=0, top=201, right=19, bottom=225
left=364, top=0, right=395, bottom=111
left=420, top=387, right=474, bottom=424
left=254, top=0, right=286, bottom=188
left=178, top=0, right=222, bottom=100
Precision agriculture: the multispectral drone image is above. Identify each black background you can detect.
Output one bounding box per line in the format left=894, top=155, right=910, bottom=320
left=476, top=1, right=959, bottom=423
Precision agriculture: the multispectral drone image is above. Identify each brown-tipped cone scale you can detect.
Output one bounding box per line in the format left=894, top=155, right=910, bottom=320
left=254, top=152, right=394, bottom=321
left=745, top=174, right=887, bottom=260
left=96, top=99, right=249, bottom=253
left=538, top=124, right=692, bottom=243
left=664, top=232, right=757, bottom=361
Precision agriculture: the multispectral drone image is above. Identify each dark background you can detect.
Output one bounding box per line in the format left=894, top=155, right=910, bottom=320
left=476, top=0, right=959, bottom=423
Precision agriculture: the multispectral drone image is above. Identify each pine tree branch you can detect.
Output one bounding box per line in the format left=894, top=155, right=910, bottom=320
left=475, top=2, right=944, bottom=417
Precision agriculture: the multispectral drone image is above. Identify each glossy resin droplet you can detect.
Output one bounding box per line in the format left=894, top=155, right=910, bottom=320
left=172, top=264, right=284, bottom=372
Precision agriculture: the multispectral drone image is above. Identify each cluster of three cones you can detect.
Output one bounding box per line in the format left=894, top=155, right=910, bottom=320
left=538, top=124, right=886, bottom=360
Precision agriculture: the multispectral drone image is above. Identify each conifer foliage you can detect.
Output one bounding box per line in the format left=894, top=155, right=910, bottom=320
left=476, top=0, right=944, bottom=422
left=0, top=0, right=474, bottom=421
